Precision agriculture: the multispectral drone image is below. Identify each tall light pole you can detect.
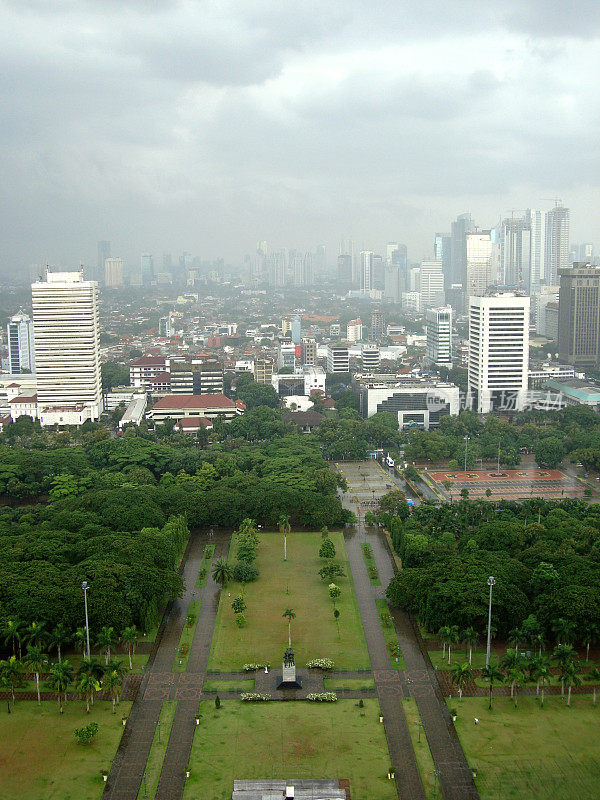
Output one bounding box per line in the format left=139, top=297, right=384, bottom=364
left=485, top=576, right=496, bottom=670
left=463, top=435, right=470, bottom=486
left=81, top=581, right=91, bottom=660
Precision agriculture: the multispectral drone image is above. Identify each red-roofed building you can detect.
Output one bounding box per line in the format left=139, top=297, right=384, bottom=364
left=148, top=394, right=244, bottom=425
left=174, top=416, right=214, bottom=434
left=9, top=394, right=38, bottom=421
left=130, top=356, right=168, bottom=388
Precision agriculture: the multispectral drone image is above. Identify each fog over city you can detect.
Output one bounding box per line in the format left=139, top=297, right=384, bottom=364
left=1, top=0, right=600, bottom=274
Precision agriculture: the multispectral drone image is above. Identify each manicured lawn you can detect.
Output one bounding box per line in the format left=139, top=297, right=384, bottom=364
left=136, top=700, right=177, bottom=800
left=0, top=700, right=130, bottom=800
left=323, top=677, right=375, bottom=691
left=429, top=648, right=488, bottom=670
left=174, top=600, right=201, bottom=672
left=203, top=679, right=255, bottom=692
left=402, top=698, right=437, bottom=800
left=450, top=696, right=600, bottom=799
left=361, top=543, right=381, bottom=586
left=195, top=544, right=215, bottom=588
left=183, top=700, right=395, bottom=800
left=375, top=599, right=406, bottom=670
left=208, top=532, right=370, bottom=671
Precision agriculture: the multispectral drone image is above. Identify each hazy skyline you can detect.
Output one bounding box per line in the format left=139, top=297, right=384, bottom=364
left=1, top=0, right=600, bottom=275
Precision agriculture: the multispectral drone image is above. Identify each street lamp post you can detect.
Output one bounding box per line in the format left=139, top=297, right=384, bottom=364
left=463, top=436, right=470, bottom=486
left=485, top=576, right=496, bottom=670
left=81, top=581, right=91, bottom=660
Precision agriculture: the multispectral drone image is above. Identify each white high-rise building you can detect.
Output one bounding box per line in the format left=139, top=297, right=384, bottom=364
left=32, top=271, right=103, bottom=425
left=468, top=293, right=529, bottom=414
left=7, top=312, right=35, bottom=374
left=361, top=344, right=381, bottom=372
left=346, top=319, right=363, bottom=342
left=426, top=307, right=453, bottom=367
left=104, top=257, right=124, bottom=287
left=360, top=251, right=373, bottom=292
left=465, top=232, right=493, bottom=301
left=545, top=205, right=570, bottom=285
left=419, top=261, right=445, bottom=309
left=526, top=209, right=545, bottom=289
left=326, top=344, right=350, bottom=374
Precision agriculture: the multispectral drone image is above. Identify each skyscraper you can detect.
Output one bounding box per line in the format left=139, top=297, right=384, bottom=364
left=434, top=234, right=452, bottom=288
left=96, top=241, right=111, bottom=283
left=545, top=204, right=570, bottom=285
left=32, top=271, right=102, bottom=424
left=426, top=306, right=453, bottom=367
left=370, top=309, right=385, bottom=341
left=558, top=264, right=600, bottom=367
left=465, top=231, right=493, bottom=301
left=104, top=257, right=124, bottom=287
left=7, top=312, right=35, bottom=374
left=419, top=261, right=445, bottom=309
left=468, top=293, right=529, bottom=413
left=141, top=253, right=154, bottom=285
left=360, top=251, right=373, bottom=292
left=450, top=213, right=475, bottom=287
left=500, top=216, right=531, bottom=289
left=526, top=209, right=545, bottom=290
left=337, top=254, right=352, bottom=286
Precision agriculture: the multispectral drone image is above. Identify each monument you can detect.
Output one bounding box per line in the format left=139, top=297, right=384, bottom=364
left=276, top=646, right=302, bottom=689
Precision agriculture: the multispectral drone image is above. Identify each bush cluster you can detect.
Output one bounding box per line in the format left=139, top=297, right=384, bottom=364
left=306, top=658, right=334, bottom=670
left=241, top=692, right=271, bottom=701
left=306, top=692, right=337, bottom=702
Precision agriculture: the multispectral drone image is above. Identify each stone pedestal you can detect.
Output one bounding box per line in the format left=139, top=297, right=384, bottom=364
left=276, top=647, right=302, bottom=689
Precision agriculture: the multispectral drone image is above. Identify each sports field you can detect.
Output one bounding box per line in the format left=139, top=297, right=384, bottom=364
left=429, top=468, right=584, bottom=500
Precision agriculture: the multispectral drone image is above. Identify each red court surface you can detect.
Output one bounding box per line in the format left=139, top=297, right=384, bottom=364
left=428, top=468, right=584, bottom=499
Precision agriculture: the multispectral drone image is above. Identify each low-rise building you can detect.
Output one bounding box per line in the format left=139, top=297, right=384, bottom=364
left=356, top=375, right=460, bottom=429
left=130, top=356, right=168, bottom=388
left=326, top=344, right=350, bottom=374
left=148, top=394, right=245, bottom=425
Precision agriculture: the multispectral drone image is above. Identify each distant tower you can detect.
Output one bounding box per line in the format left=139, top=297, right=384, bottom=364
left=96, top=241, right=111, bottom=283
left=545, top=204, right=570, bottom=285
left=141, top=253, right=154, bottom=285
left=104, top=257, right=124, bottom=287
left=7, top=312, right=35, bottom=374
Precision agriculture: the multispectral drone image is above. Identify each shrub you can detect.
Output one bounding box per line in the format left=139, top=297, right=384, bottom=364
left=243, top=662, right=270, bottom=671
left=74, top=722, right=99, bottom=744
left=235, top=613, right=246, bottom=628
left=179, top=643, right=189, bottom=656
left=232, top=560, right=259, bottom=583
left=306, top=692, right=337, bottom=702
left=241, top=692, right=271, bottom=701
left=306, top=658, right=334, bottom=670
left=319, top=538, right=336, bottom=559
left=215, top=695, right=221, bottom=709
left=368, top=566, right=379, bottom=580
left=237, top=542, right=257, bottom=562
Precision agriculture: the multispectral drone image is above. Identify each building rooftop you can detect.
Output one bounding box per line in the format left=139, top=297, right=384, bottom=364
left=9, top=394, right=37, bottom=403
left=152, top=394, right=236, bottom=410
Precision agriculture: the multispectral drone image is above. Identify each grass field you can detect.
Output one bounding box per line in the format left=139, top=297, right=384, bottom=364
left=208, top=532, right=370, bottom=671
left=203, top=679, right=255, bottom=693
left=0, top=700, right=131, bottom=800
left=429, top=648, right=488, bottom=670
left=173, top=600, right=201, bottom=672
left=183, top=700, right=395, bottom=800
left=402, top=698, right=437, bottom=799
left=323, top=677, right=375, bottom=691
left=136, top=700, right=177, bottom=800
left=375, top=600, right=406, bottom=670
left=450, top=696, right=600, bottom=799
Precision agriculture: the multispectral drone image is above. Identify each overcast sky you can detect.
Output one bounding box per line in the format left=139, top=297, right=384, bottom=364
left=1, top=0, right=600, bottom=275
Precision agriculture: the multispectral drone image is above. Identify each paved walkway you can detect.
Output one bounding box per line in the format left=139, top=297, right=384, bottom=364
left=103, top=530, right=230, bottom=800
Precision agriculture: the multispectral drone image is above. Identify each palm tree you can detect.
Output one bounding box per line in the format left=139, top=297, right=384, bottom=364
left=482, top=661, right=504, bottom=710
left=46, top=660, right=74, bottom=712
left=278, top=514, right=291, bottom=561
left=25, top=644, right=46, bottom=705
left=74, top=627, right=88, bottom=659
left=106, top=659, right=126, bottom=702
left=212, top=559, right=233, bottom=588
left=508, top=667, right=525, bottom=708
left=1, top=618, right=24, bottom=661
left=0, top=656, right=22, bottom=708
left=451, top=662, right=473, bottom=701
left=553, top=644, right=576, bottom=697
left=447, top=625, right=460, bottom=665
left=282, top=608, right=296, bottom=648
left=78, top=657, right=105, bottom=704
left=531, top=657, right=552, bottom=707
left=96, top=626, right=117, bottom=665
left=500, top=650, right=523, bottom=698
left=582, top=624, right=599, bottom=662
left=438, top=625, right=451, bottom=658
left=121, top=626, right=138, bottom=670
left=564, top=663, right=583, bottom=707
left=103, top=669, right=123, bottom=714
left=48, top=623, right=71, bottom=664
left=551, top=617, right=576, bottom=646
left=461, top=627, right=478, bottom=666
left=77, top=673, right=100, bottom=713
left=508, top=627, right=524, bottom=658
left=585, top=664, right=600, bottom=704
left=25, top=621, right=47, bottom=649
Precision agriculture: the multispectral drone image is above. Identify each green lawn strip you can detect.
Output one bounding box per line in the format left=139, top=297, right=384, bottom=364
left=429, top=649, right=489, bottom=671
left=203, top=679, right=255, bottom=693
left=361, top=542, right=381, bottom=586
left=323, top=677, right=376, bottom=691
left=0, top=700, right=130, bottom=800
left=208, top=531, right=370, bottom=671
left=195, top=544, right=215, bottom=589
left=402, top=698, right=439, bottom=799
left=375, top=599, right=406, bottom=670
left=183, top=699, right=395, bottom=800
left=450, top=696, right=600, bottom=800
left=173, top=600, right=202, bottom=672
left=136, top=700, right=177, bottom=800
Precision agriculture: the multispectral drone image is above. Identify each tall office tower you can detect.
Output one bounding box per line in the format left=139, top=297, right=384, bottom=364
left=300, top=337, right=317, bottom=366
left=426, top=306, right=453, bottom=367
left=170, top=360, right=224, bottom=394
left=386, top=242, right=399, bottom=264
left=291, top=253, right=304, bottom=286
left=434, top=234, right=452, bottom=288
left=370, top=309, right=385, bottom=341
left=337, top=254, right=352, bottom=285
left=450, top=213, right=475, bottom=287
left=384, top=264, right=402, bottom=303
left=97, top=241, right=111, bottom=283
left=339, top=239, right=357, bottom=286
left=465, top=232, right=493, bottom=301
left=7, top=312, right=35, bottom=374
left=545, top=204, right=570, bottom=285
left=361, top=344, right=380, bottom=371
left=254, top=357, right=275, bottom=384
left=558, top=264, right=600, bottom=367
left=159, top=316, right=174, bottom=337
left=419, top=261, right=445, bottom=309
left=468, top=293, right=530, bottom=414
left=303, top=251, right=314, bottom=285
left=140, top=253, right=154, bottom=285
left=315, top=245, right=326, bottom=275
left=291, top=314, right=302, bottom=345
left=32, top=271, right=102, bottom=422
left=360, top=251, right=373, bottom=292
left=346, top=319, right=363, bottom=342
left=525, top=209, right=545, bottom=290
left=372, top=254, right=385, bottom=291
left=501, top=216, right=531, bottom=289
left=267, top=250, right=287, bottom=286
left=104, top=257, right=124, bottom=287
left=581, top=243, right=594, bottom=262
left=326, top=343, right=350, bottom=373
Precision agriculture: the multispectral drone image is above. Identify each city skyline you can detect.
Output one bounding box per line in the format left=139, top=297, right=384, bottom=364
left=2, top=1, right=600, bottom=275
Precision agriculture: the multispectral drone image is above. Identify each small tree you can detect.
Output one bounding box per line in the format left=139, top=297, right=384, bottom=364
left=215, top=695, right=221, bottom=709
left=283, top=608, right=296, bottom=648
left=74, top=722, right=99, bottom=745
left=447, top=625, right=459, bottom=665
left=585, top=664, right=600, bottom=704
left=0, top=656, right=22, bottom=708
left=318, top=563, right=345, bottom=582
left=450, top=662, right=472, bottom=701
left=564, top=663, right=583, bottom=707
left=232, top=596, right=247, bottom=615
left=46, top=660, right=74, bottom=713
left=25, top=645, right=46, bottom=705
left=328, top=584, right=341, bottom=608
left=103, top=669, right=123, bottom=714
left=319, top=538, right=336, bottom=560
left=482, top=662, right=504, bottom=710
left=461, top=627, right=478, bottom=666
left=96, top=626, right=117, bottom=665
left=74, top=627, right=87, bottom=660
left=333, top=608, right=340, bottom=636
left=77, top=673, right=100, bottom=714
left=49, top=623, right=71, bottom=664
left=212, top=559, right=233, bottom=588
left=121, top=626, right=138, bottom=670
